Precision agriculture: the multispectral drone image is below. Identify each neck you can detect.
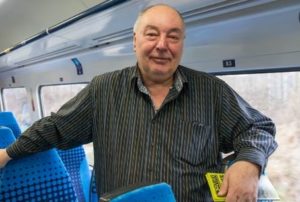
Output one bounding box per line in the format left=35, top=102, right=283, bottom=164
left=142, top=74, right=174, bottom=111
left=144, top=75, right=173, bottom=89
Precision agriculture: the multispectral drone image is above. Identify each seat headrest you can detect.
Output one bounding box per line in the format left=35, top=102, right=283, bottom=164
left=99, top=182, right=176, bottom=202
left=0, top=126, right=16, bottom=148
left=0, top=112, right=22, bottom=138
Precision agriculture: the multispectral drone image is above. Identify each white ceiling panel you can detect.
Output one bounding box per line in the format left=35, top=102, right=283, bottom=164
left=0, top=0, right=105, bottom=52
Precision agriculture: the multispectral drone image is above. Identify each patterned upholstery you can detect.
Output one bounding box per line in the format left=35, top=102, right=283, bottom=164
left=0, top=111, right=22, bottom=138
left=58, top=146, right=92, bottom=202
left=0, top=127, right=78, bottom=202
left=89, top=168, right=99, bottom=202
left=0, top=111, right=94, bottom=201
left=99, top=182, right=176, bottom=202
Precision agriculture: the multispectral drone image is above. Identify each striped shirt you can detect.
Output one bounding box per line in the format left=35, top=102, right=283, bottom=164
left=7, top=65, right=277, bottom=201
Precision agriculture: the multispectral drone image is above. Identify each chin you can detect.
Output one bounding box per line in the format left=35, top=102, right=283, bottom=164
left=152, top=70, right=173, bottom=80
left=151, top=68, right=169, bottom=75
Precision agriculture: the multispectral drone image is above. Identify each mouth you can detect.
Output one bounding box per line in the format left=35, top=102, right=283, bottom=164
left=151, top=57, right=170, bottom=64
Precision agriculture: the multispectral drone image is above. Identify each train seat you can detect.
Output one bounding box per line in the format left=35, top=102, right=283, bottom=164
left=57, top=146, right=92, bottom=202
left=0, top=126, right=16, bottom=147
left=0, top=111, right=95, bottom=201
left=0, top=111, right=22, bottom=138
left=99, top=182, right=176, bottom=202
left=89, top=168, right=100, bottom=202
left=0, top=128, right=78, bottom=202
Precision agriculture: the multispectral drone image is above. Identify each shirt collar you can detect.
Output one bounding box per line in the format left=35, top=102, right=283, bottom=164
left=130, top=64, right=188, bottom=95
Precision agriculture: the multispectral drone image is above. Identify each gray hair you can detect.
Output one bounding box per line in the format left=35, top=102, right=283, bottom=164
left=133, top=4, right=185, bottom=33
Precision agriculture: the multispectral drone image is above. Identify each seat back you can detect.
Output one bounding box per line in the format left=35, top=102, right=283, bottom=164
left=58, top=146, right=91, bottom=202
left=90, top=168, right=100, bottom=202
left=99, top=182, right=176, bottom=202
left=0, top=128, right=78, bottom=202
left=0, top=111, right=22, bottom=138
left=0, top=126, right=16, bottom=147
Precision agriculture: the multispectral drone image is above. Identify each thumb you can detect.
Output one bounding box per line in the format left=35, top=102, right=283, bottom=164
left=218, top=174, right=228, bottom=196
left=0, top=149, right=12, bottom=168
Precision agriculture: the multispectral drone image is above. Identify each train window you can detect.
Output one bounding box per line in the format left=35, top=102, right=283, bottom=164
left=219, top=71, right=300, bottom=202
left=40, top=84, right=87, bottom=116
left=39, top=83, right=94, bottom=165
left=2, top=87, right=32, bottom=131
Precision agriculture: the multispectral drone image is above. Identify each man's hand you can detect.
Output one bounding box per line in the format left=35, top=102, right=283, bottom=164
left=218, top=161, right=260, bottom=202
left=0, top=149, right=12, bottom=168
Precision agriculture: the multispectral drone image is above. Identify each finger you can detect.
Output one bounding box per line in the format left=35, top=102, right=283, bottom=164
left=218, top=174, right=228, bottom=196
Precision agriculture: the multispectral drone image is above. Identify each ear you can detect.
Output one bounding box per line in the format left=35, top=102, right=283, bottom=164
left=133, top=32, right=137, bottom=52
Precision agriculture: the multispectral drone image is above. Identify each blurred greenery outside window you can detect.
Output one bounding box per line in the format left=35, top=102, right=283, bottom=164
left=2, top=87, right=32, bottom=131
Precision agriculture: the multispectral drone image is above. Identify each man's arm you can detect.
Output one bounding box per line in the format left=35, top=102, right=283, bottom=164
left=217, top=81, right=278, bottom=201
left=0, top=149, right=12, bottom=168
left=6, top=81, right=94, bottom=160
left=218, top=80, right=277, bottom=169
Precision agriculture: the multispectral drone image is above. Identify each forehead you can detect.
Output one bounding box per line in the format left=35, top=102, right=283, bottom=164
left=138, top=6, right=184, bottom=31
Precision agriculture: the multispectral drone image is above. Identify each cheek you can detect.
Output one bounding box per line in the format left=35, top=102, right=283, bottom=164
left=139, top=40, right=157, bottom=52
left=140, top=45, right=154, bottom=57
left=171, top=44, right=183, bottom=58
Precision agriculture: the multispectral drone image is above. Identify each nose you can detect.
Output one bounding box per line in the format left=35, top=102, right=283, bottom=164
left=156, top=36, right=167, bottom=51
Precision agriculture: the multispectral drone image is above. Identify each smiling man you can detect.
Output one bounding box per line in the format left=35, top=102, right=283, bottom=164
left=133, top=5, right=185, bottom=110
left=0, top=4, right=277, bottom=202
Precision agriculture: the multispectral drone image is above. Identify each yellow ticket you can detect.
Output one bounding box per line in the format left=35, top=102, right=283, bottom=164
left=205, top=173, right=226, bottom=202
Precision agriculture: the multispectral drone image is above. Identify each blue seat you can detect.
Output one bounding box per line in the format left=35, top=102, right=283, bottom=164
left=0, top=111, right=22, bottom=138
left=0, top=126, right=16, bottom=147
left=0, top=127, right=78, bottom=202
left=0, top=111, right=93, bottom=201
left=57, top=146, right=92, bottom=202
left=99, top=182, right=176, bottom=202
left=89, top=168, right=99, bottom=202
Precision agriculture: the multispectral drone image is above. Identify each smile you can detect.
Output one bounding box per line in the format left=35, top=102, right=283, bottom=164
left=151, top=57, right=170, bottom=63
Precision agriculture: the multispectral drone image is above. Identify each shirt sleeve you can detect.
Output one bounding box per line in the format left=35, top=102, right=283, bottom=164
left=6, top=81, right=93, bottom=159
left=218, top=81, right=278, bottom=171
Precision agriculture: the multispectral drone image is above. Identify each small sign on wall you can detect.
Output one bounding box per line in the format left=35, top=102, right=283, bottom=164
left=223, top=59, right=236, bottom=68
left=71, top=58, right=83, bottom=75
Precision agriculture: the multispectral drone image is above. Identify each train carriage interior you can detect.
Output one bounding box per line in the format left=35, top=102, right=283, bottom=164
left=1, top=0, right=300, bottom=201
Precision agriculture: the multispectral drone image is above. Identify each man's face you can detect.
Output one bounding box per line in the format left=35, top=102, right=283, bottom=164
left=133, top=5, right=185, bottom=83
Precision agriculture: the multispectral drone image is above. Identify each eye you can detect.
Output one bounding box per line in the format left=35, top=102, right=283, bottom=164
left=145, top=31, right=159, bottom=40
left=146, top=32, right=158, bottom=37
left=169, top=35, right=179, bottom=40
left=168, top=35, right=180, bottom=42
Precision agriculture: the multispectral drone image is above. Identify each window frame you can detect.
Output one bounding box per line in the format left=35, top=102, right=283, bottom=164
left=38, top=82, right=89, bottom=117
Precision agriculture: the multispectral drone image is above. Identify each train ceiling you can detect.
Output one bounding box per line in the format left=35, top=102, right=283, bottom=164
left=0, top=0, right=105, bottom=53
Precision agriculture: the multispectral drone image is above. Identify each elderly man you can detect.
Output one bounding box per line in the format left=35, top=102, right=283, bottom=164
left=0, top=4, right=277, bottom=201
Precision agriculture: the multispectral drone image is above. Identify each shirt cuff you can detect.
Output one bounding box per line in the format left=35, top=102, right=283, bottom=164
left=6, top=143, right=24, bottom=159
left=234, top=147, right=267, bottom=174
